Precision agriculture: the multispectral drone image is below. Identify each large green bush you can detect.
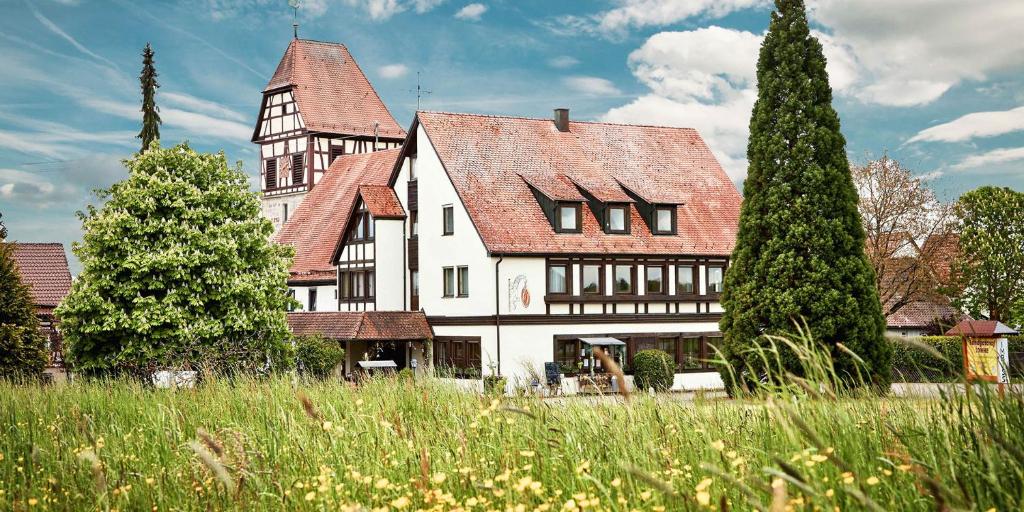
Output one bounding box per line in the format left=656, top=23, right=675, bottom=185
left=295, top=335, right=344, bottom=380
left=632, top=350, right=674, bottom=392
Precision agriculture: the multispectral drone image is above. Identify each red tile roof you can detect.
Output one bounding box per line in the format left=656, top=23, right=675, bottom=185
left=275, top=149, right=401, bottom=281
left=7, top=243, right=72, bottom=310
left=287, top=311, right=432, bottom=341
left=886, top=299, right=964, bottom=329
left=263, top=39, right=405, bottom=139
left=921, top=233, right=959, bottom=284
left=415, top=112, right=741, bottom=256
left=945, top=320, right=1018, bottom=337
left=359, top=185, right=406, bottom=219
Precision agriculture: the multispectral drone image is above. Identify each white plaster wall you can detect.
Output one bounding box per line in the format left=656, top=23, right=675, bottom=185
left=288, top=284, right=339, bottom=312
left=375, top=218, right=406, bottom=310
left=262, top=192, right=306, bottom=234
left=415, top=124, right=495, bottom=317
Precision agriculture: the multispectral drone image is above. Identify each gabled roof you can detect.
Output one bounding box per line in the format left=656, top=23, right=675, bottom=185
left=7, top=242, right=72, bottom=312
left=261, top=39, right=405, bottom=139
left=885, top=299, right=964, bottom=329
left=275, top=149, right=401, bottom=282
left=945, top=320, right=1018, bottom=337
left=287, top=311, right=432, bottom=341
left=414, top=112, right=741, bottom=255
left=359, top=185, right=406, bottom=219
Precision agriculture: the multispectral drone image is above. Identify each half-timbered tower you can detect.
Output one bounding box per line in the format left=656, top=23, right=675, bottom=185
left=253, top=38, right=405, bottom=232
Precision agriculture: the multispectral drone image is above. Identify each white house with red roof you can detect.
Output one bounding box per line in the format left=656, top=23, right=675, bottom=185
left=262, top=38, right=742, bottom=390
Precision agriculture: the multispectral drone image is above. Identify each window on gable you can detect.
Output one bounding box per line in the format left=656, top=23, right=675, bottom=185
left=443, top=267, right=455, bottom=297
left=654, top=206, right=675, bottom=234
left=264, top=158, right=277, bottom=189
left=291, top=152, right=305, bottom=184
left=548, top=265, right=568, bottom=294
left=442, top=205, right=454, bottom=236
left=707, top=266, right=724, bottom=294
left=606, top=205, right=629, bottom=234
left=646, top=266, right=664, bottom=294
left=330, top=145, right=344, bottom=164
left=410, top=211, right=418, bottom=238
left=457, top=266, right=469, bottom=297
left=555, top=203, right=581, bottom=233
left=581, top=264, right=602, bottom=294
left=367, top=271, right=375, bottom=298
left=308, top=288, right=317, bottom=312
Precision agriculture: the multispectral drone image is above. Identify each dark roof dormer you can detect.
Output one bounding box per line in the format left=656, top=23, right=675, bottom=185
left=520, top=174, right=584, bottom=234
left=618, top=180, right=681, bottom=236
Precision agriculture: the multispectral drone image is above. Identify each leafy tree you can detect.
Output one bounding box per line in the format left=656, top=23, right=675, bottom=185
left=0, top=242, right=48, bottom=379
left=852, top=155, right=954, bottom=316
left=138, top=43, right=161, bottom=152
left=950, top=187, right=1024, bottom=326
left=719, top=0, right=890, bottom=392
left=57, top=143, right=295, bottom=376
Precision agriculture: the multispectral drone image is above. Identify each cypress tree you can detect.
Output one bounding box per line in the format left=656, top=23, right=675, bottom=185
left=138, top=43, right=161, bottom=152
left=719, top=0, right=890, bottom=392
left=0, top=242, right=48, bottom=379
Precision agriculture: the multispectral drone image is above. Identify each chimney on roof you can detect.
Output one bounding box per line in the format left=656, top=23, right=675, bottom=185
left=553, top=108, right=570, bottom=132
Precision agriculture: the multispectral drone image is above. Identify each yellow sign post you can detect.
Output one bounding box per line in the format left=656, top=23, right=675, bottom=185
left=947, top=320, right=1017, bottom=397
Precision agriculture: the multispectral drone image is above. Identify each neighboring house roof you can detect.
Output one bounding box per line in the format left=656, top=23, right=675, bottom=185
left=261, top=39, right=405, bottom=139
left=287, top=311, right=432, bottom=341
left=886, top=299, right=964, bottom=329
left=359, top=185, right=406, bottom=219
left=275, top=149, right=401, bottom=282
left=414, top=111, right=742, bottom=256
left=920, top=233, right=959, bottom=284
left=7, top=242, right=72, bottom=314
left=945, top=319, right=1019, bottom=337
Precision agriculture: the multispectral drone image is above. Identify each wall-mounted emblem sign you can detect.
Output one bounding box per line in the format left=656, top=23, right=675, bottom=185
left=509, top=275, right=530, bottom=312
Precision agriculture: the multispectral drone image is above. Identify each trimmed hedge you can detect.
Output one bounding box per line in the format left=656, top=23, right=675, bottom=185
left=295, top=335, right=344, bottom=380
left=890, top=335, right=1024, bottom=382
left=633, top=350, right=674, bottom=391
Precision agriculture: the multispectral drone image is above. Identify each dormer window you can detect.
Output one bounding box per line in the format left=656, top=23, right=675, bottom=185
left=654, top=206, right=676, bottom=234
left=555, top=203, right=581, bottom=233
left=606, top=204, right=629, bottom=234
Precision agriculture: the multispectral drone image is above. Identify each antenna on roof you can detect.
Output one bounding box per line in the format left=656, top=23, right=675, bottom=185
left=288, top=0, right=301, bottom=39
left=408, top=71, right=432, bottom=111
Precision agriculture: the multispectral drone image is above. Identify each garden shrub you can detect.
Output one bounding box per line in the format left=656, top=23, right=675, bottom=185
left=633, top=350, right=674, bottom=391
left=295, top=335, right=344, bottom=380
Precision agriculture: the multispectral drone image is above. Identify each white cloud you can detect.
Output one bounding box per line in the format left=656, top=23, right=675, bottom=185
left=602, top=27, right=762, bottom=181
left=162, top=92, right=249, bottom=123
left=808, top=0, right=1024, bottom=106
left=454, top=3, right=486, bottom=21
left=908, top=106, right=1024, bottom=144
left=30, top=6, right=121, bottom=72
left=411, top=0, right=445, bottom=12
left=951, top=147, right=1024, bottom=171
left=547, top=56, right=579, bottom=69
left=338, top=0, right=445, bottom=20
left=563, top=76, right=621, bottom=97
left=549, top=0, right=768, bottom=38
left=78, top=97, right=252, bottom=142
left=378, top=63, right=410, bottom=79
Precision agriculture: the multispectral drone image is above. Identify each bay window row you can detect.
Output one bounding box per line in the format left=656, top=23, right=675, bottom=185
left=339, top=269, right=375, bottom=300
left=547, top=262, right=724, bottom=297
left=554, top=333, right=722, bottom=375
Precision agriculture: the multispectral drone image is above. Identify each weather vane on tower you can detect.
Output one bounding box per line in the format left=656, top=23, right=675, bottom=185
left=289, top=0, right=301, bottom=39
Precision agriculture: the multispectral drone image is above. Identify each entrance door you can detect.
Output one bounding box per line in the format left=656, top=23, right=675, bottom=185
left=370, top=341, right=408, bottom=369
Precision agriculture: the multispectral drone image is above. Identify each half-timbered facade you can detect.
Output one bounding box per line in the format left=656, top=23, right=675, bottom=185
left=253, top=38, right=405, bottom=233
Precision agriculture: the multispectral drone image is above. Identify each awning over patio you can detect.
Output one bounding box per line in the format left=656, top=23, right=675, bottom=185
left=579, top=337, right=626, bottom=346
left=357, top=360, right=398, bottom=369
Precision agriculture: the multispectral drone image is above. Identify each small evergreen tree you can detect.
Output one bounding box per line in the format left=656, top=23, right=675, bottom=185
left=719, top=0, right=890, bottom=392
left=0, top=211, right=7, bottom=240
left=57, top=143, right=295, bottom=376
left=138, top=43, right=161, bottom=152
left=0, top=242, right=48, bottom=379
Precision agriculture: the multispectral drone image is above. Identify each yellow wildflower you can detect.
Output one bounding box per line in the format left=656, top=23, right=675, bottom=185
left=304, top=491, right=316, bottom=501
left=866, top=476, right=880, bottom=486
left=391, top=496, right=411, bottom=509
left=711, top=440, right=725, bottom=451
left=432, top=472, right=447, bottom=484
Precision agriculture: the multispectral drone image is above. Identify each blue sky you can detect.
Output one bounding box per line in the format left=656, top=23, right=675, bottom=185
left=2, top=0, right=1023, bottom=273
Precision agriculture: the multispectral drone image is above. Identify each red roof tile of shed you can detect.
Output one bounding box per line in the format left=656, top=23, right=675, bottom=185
left=359, top=185, right=406, bottom=219
left=945, top=320, right=1019, bottom=337
left=415, top=112, right=741, bottom=256
left=287, top=311, right=432, bottom=341
left=263, top=39, right=405, bottom=139
left=7, top=243, right=72, bottom=310
left=275, top=149, right=401, bottom=281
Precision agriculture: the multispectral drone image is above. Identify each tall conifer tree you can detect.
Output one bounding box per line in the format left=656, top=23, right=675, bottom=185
left=138, top=43, right=161, bottom=152
left=0, top=242, right=48, bottom=379
left=719, top=0, right=890, bottom=391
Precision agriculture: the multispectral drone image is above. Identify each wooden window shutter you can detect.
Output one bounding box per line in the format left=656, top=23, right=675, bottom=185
left=291, top=153, right=305, bottom=184
left=264, top=159, right=277, bottom=189
left=330, top=145, right=344, bottom=164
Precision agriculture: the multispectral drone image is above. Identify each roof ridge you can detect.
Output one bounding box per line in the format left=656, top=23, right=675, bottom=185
left=295, top=38, right=350, bottom=48
left=417, top=110, right=700, bottom=131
